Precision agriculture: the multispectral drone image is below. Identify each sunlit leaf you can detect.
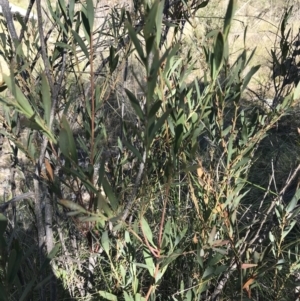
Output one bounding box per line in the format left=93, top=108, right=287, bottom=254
left=58, top=199, right=87, bottom=213
left=69, top=0, right=75, bottom=22
left=141, top=217, right=156, bottom=248
left=155, top=0, right=164, bottom=46
left=223, top=0, right=237, bottom=39
left=101, top=231, right=110, bottom=255
left=98, top=291, right=117, bottom=300
left=286, top=189, right=300, bottom=214
left=143, top=249, right=155, bottom=277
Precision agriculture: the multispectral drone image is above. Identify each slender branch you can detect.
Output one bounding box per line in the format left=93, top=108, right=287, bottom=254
left=19, top=0, right=36, bottom=42
left=210, top=164, right=300, bottom=301
left=36, top=0, right=53, bottom=88
left=0, top=0, right=19, bottom=49
left=0, top=191, right=35, bottom=212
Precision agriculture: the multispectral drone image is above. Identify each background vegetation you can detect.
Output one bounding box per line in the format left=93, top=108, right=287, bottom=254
left=0, top=0, right=300, bottom=300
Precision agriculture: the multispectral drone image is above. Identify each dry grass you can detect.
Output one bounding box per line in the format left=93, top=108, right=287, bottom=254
left=181, top=0, right=300, bottom=99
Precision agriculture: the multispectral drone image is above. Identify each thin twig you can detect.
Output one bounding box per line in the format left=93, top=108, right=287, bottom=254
left=0, top=191, right=35, bottom=212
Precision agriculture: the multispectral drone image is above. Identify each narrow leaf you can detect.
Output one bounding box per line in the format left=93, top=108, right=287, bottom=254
left=102, top=177, right=118, bottom=211
left=294, top=81, right=300, bottom=100
left=45, top=158, right=54, bottom=182
left=0, top=214, right=7, bottom=237
left=242, top=65, right=260, bottom=91
left=125, top=89, right=144, bottom=120
left=126, top=21, right=145, bottom=64
left=72, top=29, right=89, bottom=58
left=86, top=0, right=94, bottom=31
left=148, top=108, right=172, bottom=146
left=7, top=249, right=17, bottom=283
left=213, top=32, right=224, bottom=77
left=143, top=249, right=155, bottom=277
left=101, top=231, right=110, bottom=255
left=148, top=100, right=162, bottom=119
left=286, top=189, right=300, bottom=214
left=123, top=140, right=143, bottom=162
left=155, top=0, right=164, bottom=46
left=3, top=75, right=34, bottom=117
left=58, top=199, right=87, bottom=212
left=141, top=217, right=156, bottom=248
left=19, top=279, right=35, bottom=301
left=174, top=124, right=184, bottom=154
left=60, top=115, right=78, bottom=163
left=98, top=291, right=117, bottom=301
left=69, top=0, right=75, bottom=22
left=223, top=0, right=237, bottom=39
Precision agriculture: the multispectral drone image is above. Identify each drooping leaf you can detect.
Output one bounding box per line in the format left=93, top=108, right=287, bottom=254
left=242, top=65, right=260, bottom=91
left=72, top=29, right=89, bottom=58
left=125, top=89, right=144, bottom=120
left=3, top=75, right=34, bottom=117
left=126, top=21, right=145, bottom=64
left=80, top=10, right=91, bottom=44
left=123, top=140, right=144, bottom=162
left=148, top=100, right=162, bottom=119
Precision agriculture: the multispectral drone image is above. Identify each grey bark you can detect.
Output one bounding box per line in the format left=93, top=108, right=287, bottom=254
left=0, top=0, right=19, bottom=50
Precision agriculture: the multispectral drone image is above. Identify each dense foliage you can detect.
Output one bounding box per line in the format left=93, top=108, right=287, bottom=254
left=0, top=0, right=300, bottom=300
